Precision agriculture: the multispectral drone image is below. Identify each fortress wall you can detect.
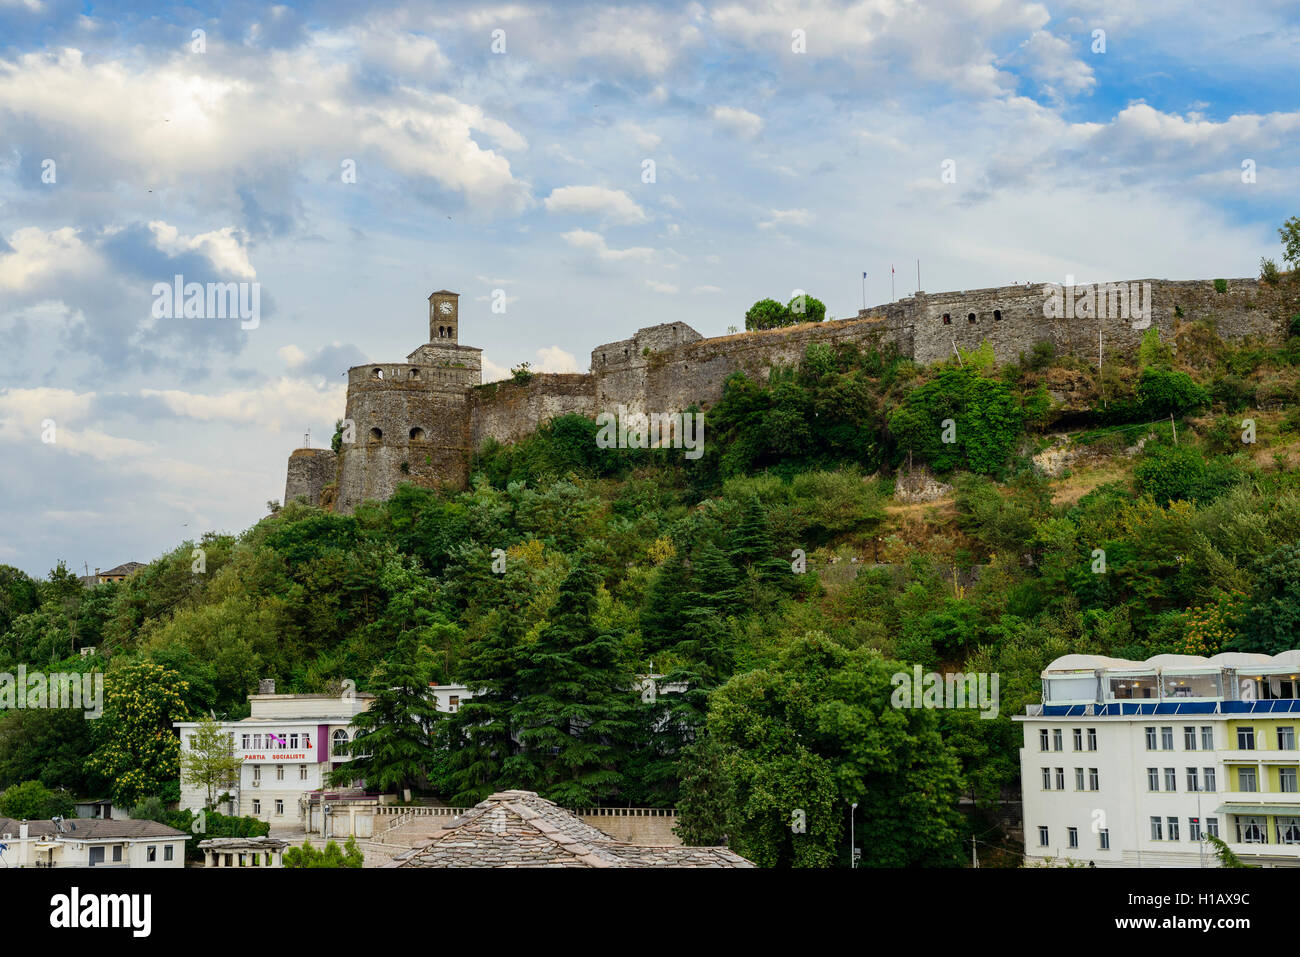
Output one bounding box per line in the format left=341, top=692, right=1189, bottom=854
left=468, top=373, right=597, bottom=448
left=284, top=447, right=337, bottom=507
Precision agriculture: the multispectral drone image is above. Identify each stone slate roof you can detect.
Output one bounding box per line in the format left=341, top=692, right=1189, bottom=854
left=0, top=817, right=185, bottom=840
left=388, top=790, right=753, bottom=868
left=99, top=562, right=145, bottom=578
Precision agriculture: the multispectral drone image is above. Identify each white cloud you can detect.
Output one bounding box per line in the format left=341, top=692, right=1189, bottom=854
left=278, top=344, right=307, bottom=367
left=544, top=186, right=648, bottom=224
left=148, top=221, right=256, bottom=279
left=711, top=105, right=764, bottom=140
left=561, top=229, right=655, bottom=263
left=140, top=380, right=345, bottom=431
left=1013, top=30, right=1096, bottom=101
left=534, top=346, right=579, bottom=373
left=645, top=279, right=678, bottom=294
left=759, top=208, right=813, bottom=229
left=692, top=284, right=723, bottom=294
left=0, top=227, right=96, bottom=292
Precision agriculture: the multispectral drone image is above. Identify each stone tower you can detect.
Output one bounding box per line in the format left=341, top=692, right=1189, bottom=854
left=333, top=289, right=482, bottom=513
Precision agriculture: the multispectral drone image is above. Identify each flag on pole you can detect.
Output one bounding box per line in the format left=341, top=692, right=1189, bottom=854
left=862, top=272, right=867, bottom=279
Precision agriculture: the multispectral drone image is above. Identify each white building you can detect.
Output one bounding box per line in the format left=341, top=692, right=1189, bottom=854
left=175, top=681, right=375, bottom=827
left=176, top=682, right=477, bottom=829
left=1017, top=651, right=1300, bottom=867
left=0, top=817, right=186, bottom=868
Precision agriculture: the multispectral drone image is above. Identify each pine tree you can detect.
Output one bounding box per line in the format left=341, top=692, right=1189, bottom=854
left=512, top=560, right=636, bottom=806
left=726, top=496, right=790, bottom=603
left=639, top=553, right=689, bottom=653
left=327, top=634, right=442, bottom=794
left=444, top=603, right=527, bottom=805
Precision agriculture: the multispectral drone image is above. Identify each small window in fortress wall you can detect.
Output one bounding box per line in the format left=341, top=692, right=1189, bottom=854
left=369, top=427, right=382, bottom=443
left=410, top=368, right=420, bottom=378
left=373, top=367, right=383, bottom=379
left=994, top=310, right=1002, bottom=321
left=968, top=313, right=976, bottom=323
left=942, top=313, right=951, bottom=324
left=410, top=427, right=425, bottom=441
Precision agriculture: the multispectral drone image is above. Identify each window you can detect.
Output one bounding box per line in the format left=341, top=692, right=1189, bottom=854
left=449, top=695, right=460, bottom=711
left=993, top=309, right=1002, bottom=321
left=1280, top=727, right=1295, bottom=751
left=252, top=734, right=263, bottom=749
left=1147, top=768, right=1159, bottom=791
left=372, top=367, right=383, bottom=379
left=112, top=845, right=122, bottom=862
left=332, top=729, right=349, bottom=753
left=1039, top=729, right=1049, bottom=751
left=1184, top=727, right=1197, bottom=750
left=275, top=799, right=284, bottom=816
left=1038, top=826, right=1049, bottom=847
left=147, top=846, right=157, bottom=862
left=252, top=766, right=261, bottom=782
left=276, top=765, right=284, bottom=781
left=369, top=427, right=383, bottom=443
left=1055, top=768, right=1065, bottom=790
left=1075, top=768, right=1084, bottom=790
left=1161, top=727, right=1174, bottom=750
left=942, top=313, right=951, bottom=325
left=1204, top=767, right=1216, bottom=792
left=1201, top=727, right=1213, bottom=750
left=410, top=427, right=425, bottom=441
left=1042, top=768, right=1052, bottom=790
left=1189, top=818, right=1202, bottom=841
left=1099, top=829, right=1110, bottom=850
left=1236, top=816, right=1266, bottom=844
left=1164, top=768, right=1176, bottom=792
left=1206, top=817, right=1219, bottom=838
left=1167, top=817, right=1180, bottom=841
left=1053, top=729, right=1063, bottom=752
left=1067, top=827, right=1078, bottom=849
left=164, top=845, right=174, bottom=861
left=1087, top=728, right=1097, bottom=751
left=1150, top=817, right=1163, bottom=841
left=252, top=799, right=262, bottom=815
left=1072, top=728, right=1083, bottom=751
left=1238, top=767, right=1258, bottom=792
left=1282, top=767, right=1298, bottom=793
left=1187, top=768, right=1200, bottom=792
left=299, top=765, right=307, bottom=781
left=1278, top=817, right=1300, bottom=844
left=967, top=312, right=976, bottom=324
left=1145, top=727, right=1157, bottom=750
left=1238, top=726, right=1255, bottom=750
left=241, top=734, right=250, bottom=749
left=1089, top=768, right=1099, bottom=791
left=289, top=733, right=298, bottom=748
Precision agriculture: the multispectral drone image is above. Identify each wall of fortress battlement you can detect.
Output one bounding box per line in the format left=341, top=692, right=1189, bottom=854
left=288, top=277, right=1300, bottom=512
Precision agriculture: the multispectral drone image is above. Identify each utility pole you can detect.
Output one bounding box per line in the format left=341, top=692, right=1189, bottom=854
left=850, top=803, right=859, bottom=868
left=1171, top=413, right=1178, bottom=445
left=971, top=835, right=978, bottom=868
left=917, top=259, right=921, bottom=294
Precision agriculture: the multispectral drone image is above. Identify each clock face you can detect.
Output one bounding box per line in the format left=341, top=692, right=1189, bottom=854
left=439, top=301, right=454, bottom=315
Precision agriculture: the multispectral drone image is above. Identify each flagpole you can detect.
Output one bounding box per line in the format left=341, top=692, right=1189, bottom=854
left=861, top=272, right=866, bottom=311
left=891, top=266, right=895, bottom=303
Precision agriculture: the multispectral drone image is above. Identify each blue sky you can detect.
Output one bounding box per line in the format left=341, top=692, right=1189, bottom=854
left=1, top=0, right=1297, bottom=577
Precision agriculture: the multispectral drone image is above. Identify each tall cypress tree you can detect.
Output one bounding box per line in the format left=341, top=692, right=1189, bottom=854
left=512, top=560, right=636, bottom=806
left=639, top=552, right=690, bottom=654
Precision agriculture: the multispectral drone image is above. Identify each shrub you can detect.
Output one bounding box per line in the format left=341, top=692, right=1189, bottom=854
left=1214, top=278, right=1228, bottom=294
left=1138, top=368, right=1210, bottom=418
left=1261, top=257, right=1281, bottom=285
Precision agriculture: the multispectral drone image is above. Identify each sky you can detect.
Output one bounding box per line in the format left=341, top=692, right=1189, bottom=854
left=0, top=0, right=1297, bottom=577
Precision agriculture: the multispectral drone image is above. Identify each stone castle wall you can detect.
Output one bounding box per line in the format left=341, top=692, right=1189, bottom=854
left=290, top=276, right=1300, bottom=513
left=284, top=447, right=337, bottom=507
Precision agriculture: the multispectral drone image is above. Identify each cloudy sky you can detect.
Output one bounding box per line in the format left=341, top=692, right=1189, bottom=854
left=1, top=0, right=1297, bottom=577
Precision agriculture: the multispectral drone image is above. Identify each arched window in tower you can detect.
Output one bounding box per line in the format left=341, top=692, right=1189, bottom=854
left=942, top=313, right=951, bottom=325
left=410, top=427, right=425, bottom=441
left=448, top=326, right=454, bottom=338
left=372, top=367, right=383, bottom=379
left=968, top=312, right=976, bottom=323
left=369, top=427, right=382, bottom=443
left=994, top=310, right=1003, bottom=321
left=410, top=368, right=420, bottom=378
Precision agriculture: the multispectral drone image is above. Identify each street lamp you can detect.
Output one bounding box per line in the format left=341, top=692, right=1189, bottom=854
left=850, top=803, right=859, bottom=868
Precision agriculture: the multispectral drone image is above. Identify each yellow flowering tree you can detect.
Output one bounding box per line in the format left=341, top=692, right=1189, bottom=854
left=88, top=661, right=190, bottom=806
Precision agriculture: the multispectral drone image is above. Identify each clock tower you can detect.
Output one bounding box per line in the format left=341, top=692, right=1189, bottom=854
left=428, top=290, right=459, bottom=343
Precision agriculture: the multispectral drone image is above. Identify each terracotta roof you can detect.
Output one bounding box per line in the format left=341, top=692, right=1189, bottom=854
left=388, top=791, right=753, bottom=868
left=0, top=817, right=185, bottom=840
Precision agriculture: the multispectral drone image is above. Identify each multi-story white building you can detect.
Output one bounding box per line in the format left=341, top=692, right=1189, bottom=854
left=176, top=682, right=476, bottom=828
left=175, top=681, right=375, bottom=827
left=1017, top=651, right=1300, bottom=867
left=0, top=817, right=186, bottom=868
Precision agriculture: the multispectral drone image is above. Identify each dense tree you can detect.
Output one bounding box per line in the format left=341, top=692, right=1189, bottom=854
left=0, top=779, right=75, bottom=820
left=87, top=661, right=190, bottom=807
